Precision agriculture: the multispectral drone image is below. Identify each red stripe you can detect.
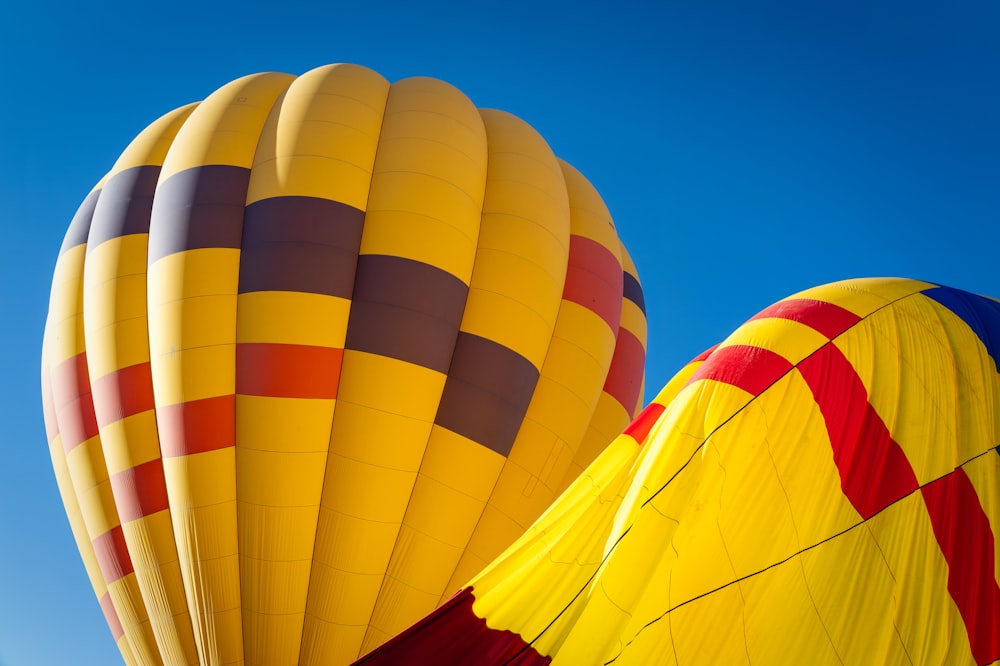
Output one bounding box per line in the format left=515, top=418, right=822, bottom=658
left=93, top=526, right=133, bottom=584
left=99, top=592, right=125, bottom=640
left=92, top=362, right=155, bottom=427
left=355, top=587, right=550, bottom=665
left=602, top=328, right=645, bottom=414
left=921, top=470, right=1000, bottom=665
left=562, top=235, right=622, bottom=333
left=623, top=402, right=666, bottom=445
left=685, top=344, right=792, bottom=397
left=751, top=298, right=861, bottom=339
left=157, top=395, right=235, bottom=457
left=798, top=340, right=998, bottom=663
left=236, top=342, right=343, bottom=399
left=761, top=296, right=920, bottom=514
left=797, top=343, right=919, bottom=519
left=110, top=458, right=170, bottom=522
left=51, top=353, right=99, bottom=452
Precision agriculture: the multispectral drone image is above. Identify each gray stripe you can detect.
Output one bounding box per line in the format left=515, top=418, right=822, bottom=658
left=435, top=332, right=539, bottom=456
left=87, top=166, right=161, bottom=251
left=345, top=255, right=468, bottom=374
left=238, top=196, right=365, bottom=298
left=60, top=188, right=100, bottom=255
left=147, top=165, right=250, bottom=263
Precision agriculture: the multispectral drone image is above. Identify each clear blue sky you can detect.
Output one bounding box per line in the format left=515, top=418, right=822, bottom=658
left=1, top=1, right=997, bottom=663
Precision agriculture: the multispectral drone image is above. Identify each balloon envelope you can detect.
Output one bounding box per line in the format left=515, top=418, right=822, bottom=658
left=40, top=63, right=647, bottom=666
left=361, top=278, right=1000, bottom=666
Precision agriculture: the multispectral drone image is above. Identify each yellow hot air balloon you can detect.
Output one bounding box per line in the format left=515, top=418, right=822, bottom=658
left=39, top=63, right=647, bottom=666
left=362, top=278, right=1000, bottom=666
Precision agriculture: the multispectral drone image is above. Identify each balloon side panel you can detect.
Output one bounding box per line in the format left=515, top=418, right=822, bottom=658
left=147, top=71, right=295, bottom=666
left=84, top=102, right=202, bottom=666
left=46, top=191, right=163, bottom=665
left=561, top=243, right=647, bottom=487
left=299, top=76, right=488, bottom=664
left=86, top=186, right=200, bottom=666
left=233, top=64, right=389, bottom=666
left=444, top=160, right=624, bottom=594
left=43, top=322, right=139, bottom=666
left=355, top=358, right=701, bottom=664
left=361, top=108, right=572, bottom=651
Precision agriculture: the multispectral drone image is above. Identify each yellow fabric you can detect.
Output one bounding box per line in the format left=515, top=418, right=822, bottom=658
left=360, top=108, right=571, bottom=646
left=45, top=245, right=88, bottom=363
left=44, top=230, right=165, bottom=665
left=158, top=73, right=294, bottom=181
left=98, top=412, right=166, bottom=476
left=246, top=63, right=389, bottom=207
left=110, top=105, right=197, bottom=174
left=145, top=71, right=296, bottom=666
left=121, top=512, right=198, bottom=665
left=234, top=292, right=350, bottom=347
left=80, top=108, right=201, bottom=665
left=358, top=76, right=487, bottom=282
left=147, top=252, right=239, bottom=408
left=460, top=278, right=998, bottom=666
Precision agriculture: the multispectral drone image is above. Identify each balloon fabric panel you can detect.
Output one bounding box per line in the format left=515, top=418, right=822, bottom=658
left=233, top=64, right=389, bottom=666
left=45, top=189, right=158, bottom=665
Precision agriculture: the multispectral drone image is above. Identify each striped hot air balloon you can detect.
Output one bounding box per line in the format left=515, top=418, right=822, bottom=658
left=362, top=278, right=1000, bottom=666
left=39, top=63, right=647, bottom=666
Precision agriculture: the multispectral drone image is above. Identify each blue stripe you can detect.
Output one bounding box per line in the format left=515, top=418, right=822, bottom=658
left=923, top=285, right=1000, bottom=455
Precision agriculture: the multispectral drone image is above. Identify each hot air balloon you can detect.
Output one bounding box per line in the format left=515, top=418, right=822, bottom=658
left=39, top=63, right=647, bottom=666
left=362, top=278, right=1000, bottom=666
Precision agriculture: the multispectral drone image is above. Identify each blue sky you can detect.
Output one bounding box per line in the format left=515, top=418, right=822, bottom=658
left=1, top=1, right=997, bottom=663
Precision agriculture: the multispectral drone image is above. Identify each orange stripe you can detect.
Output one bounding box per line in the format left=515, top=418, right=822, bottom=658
left=51, top=353, right=99, bottom=452
left=623, top=403, right=665, bottom=445
left=99, top=592, right=125, bottom=640
left=93, top=526, right=134, bottom=584
left=92, top=362, right=155, bottom=427
left=157, top=395, right=235, bottom=457
left=110, top=458, right=170, bottom=522
left=235, top=342, right=343, bottom=399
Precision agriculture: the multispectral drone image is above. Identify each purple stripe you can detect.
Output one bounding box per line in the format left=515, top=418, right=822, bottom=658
left=60, top=188, right=100, bottom=255
left=435, top=333, right=539, bottom=456
left=345, top=255, right=468, bottom=374
left=87, top=165, right=161, bottom=250
left=623, top=271, right=645, bottom=315
left=147, top=165, right=249, bottom=263
left=238, top=196, right=365, bottom=297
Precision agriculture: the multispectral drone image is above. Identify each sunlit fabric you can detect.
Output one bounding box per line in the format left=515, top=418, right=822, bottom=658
left=39, top=63, right=647, bottom=666
left=360, top=278, right=1000, bottom=666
